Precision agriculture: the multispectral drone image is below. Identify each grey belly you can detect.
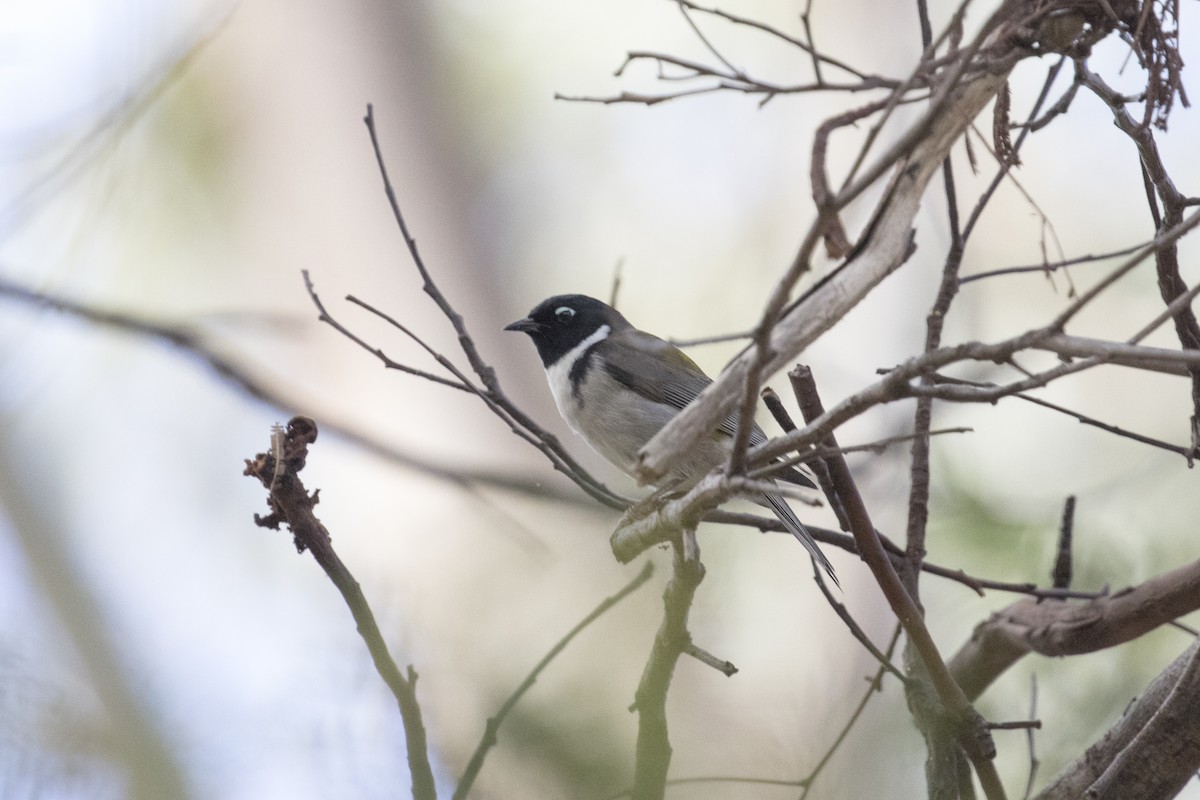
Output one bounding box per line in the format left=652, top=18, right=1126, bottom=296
left=560, top=371, right=729, bottom=488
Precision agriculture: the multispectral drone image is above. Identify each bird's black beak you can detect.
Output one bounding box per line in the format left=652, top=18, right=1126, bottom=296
left=504, top=317, right=540, bottom=334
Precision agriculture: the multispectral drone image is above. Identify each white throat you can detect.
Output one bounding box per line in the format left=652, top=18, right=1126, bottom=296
left=545, top=323, right=610, bottom=434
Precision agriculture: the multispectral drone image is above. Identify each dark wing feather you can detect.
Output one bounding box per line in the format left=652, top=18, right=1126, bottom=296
left=764, top=491, right=838, bottom=585
left=599, top=330, right=712, bottom=412
left=599, top=330, right=815, bottom=489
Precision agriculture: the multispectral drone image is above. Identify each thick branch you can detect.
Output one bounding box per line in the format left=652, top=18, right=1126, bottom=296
left=948, top=558, right=1200, bottom=701
left=1033, top=637, right=1200, bottom=800
left=611, top=473, right=728, bottom=562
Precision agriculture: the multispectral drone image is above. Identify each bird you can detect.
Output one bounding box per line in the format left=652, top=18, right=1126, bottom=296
left=505, top=294, right=837, bottom=585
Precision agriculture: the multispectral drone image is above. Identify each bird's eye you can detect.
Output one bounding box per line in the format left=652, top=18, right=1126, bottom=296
left=554, top=306, right=575, bottom=323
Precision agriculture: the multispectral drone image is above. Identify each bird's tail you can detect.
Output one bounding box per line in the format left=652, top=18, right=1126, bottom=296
left=762, top=492, right=840, bottom=588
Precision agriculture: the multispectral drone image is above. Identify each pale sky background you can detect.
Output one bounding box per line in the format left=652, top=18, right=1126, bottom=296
left=1, top=1, right=1199, bottom=798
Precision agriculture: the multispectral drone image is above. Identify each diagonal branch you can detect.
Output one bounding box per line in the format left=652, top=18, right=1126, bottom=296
left=359, top=105, right=627, bottom=509
left=453, top=562, right=655, bottom=800
left=243, top=417, right=437, bottom=800
left=1077, top=61, right=1200, bottom=459
left=789, top=366, right=1006, bottom=800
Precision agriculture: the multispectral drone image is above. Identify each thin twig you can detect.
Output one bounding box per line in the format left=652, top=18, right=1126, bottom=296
left=759, top=386, right=904, bottom=679
left=800, top=625, right=904, bottom=799
left=989, top=720, right=1042, bottom=731
left=709, top=511, right=1106, bottom=600
left=812, top=559, right=907, bottom=682
left=676, top=0, right=873, bottom=81
left=310, top=282, right=472, bottom=391
left=958, top=241, right=1147, bottom=285
left=748, top=426, right=974, bottom=482
left=305, top=273, right=629, bottom=505
left=1080, top=62, right=1200, bottom=458
left=1053, top=496, right=1075, bottom=590
left=1017, top=392, right=1194, bottom=459
left=0, top=275, right=596, bottom=506
left=360, top=105, right=626, bottom=508
left=800, top=0, right=824, bottom=84
left=683, top=643, right=738, bottom=676
left=668, top=328, right=755, bottom=348
left=453, top=562, right=656, bottom=800
left=675, top=0, right=740, bottom=78
left=1023, top=675, right=1040, bottom=800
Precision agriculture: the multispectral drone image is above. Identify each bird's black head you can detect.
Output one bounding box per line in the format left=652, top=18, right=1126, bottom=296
left=504, top=294, right=629, bottom=367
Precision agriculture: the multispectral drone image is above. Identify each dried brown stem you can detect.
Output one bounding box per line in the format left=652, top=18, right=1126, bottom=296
left=358, top=105, right=627, bottom=508
left=243, top=417, right=437, bottom=800
left=1051, top=496, right=1075, bottom=590
left=790, top=366, right=1006, bottom=800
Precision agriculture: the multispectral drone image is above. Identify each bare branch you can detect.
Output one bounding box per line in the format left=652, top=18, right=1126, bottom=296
left=1078, top=60, right=1200, bottom=458
left=799, top=625, right=904, bottom=799
left=676, top=0, right=873, bottom=81
left=243, top=417, right=437, bottom=800
left=637, top=42, right=1018, bottom=486
left=948, top=558, right=1200, bottom=701
left=1034, top=332, right=1200, bottom=377
left=453, top=562, right=655, bottom=800
left=0, top=274, right=592, bottom=506
left=1022, top=675, right=1041, bottom=800
left=631, top=529, right=705, bottom=799
left=1033, top=637, right=1200, bottom=800
left=760, top=386, right=906, bottom=680
left=359, top=105, right=628, bottom=509
left=1051, top=497, right=1075, bottom=590
left=1011, top=390, right=1194, bottom=459
left=789, top=366, right=1005, bottom=799
left=307, top=278, right=471, bottom=391
left=682, top=643, right=737, bottom=676
left=958, top=241, right=1147, bottom=285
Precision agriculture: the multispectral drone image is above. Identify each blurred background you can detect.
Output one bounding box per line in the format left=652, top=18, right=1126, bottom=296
left=1, top=1, right=1198, bottom=798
